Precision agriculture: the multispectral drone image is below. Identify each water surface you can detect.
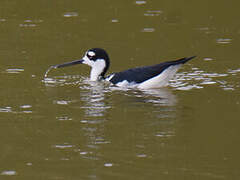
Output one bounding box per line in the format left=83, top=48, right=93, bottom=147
left=1, top=0, right=240, bottom=179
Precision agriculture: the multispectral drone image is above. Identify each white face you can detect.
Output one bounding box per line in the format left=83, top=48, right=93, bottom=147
left=81, top=51, right=95, bottom=67
left=81, top=51, right=106, bottom=81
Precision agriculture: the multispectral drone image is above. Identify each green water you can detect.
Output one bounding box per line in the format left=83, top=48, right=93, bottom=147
left=0, top=0, right=240, bottom=179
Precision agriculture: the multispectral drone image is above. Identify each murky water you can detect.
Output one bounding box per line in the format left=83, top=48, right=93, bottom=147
left=1, top=0, right=240, bottom=179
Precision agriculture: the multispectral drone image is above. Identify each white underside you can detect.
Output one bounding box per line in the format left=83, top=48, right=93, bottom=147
left=113, top=65, right=182, bottom=89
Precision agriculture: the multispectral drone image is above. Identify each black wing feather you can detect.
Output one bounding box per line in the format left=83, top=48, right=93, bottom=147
left=109, top=56, right=196, bottom=84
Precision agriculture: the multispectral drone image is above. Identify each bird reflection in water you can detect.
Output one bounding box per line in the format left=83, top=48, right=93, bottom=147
left=109, top=85, right=177, bottom=107
left=79, top=80, right=111, bottom=118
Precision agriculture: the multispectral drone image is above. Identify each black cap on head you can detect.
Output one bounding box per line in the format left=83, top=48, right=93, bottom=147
left=87, top=48, right=109, bottom=60
left=87, top=48, right=110, bottom=77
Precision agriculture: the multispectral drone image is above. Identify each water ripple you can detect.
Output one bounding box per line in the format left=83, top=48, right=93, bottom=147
left=43, top=75, right=82, bottom=87
left=54, top=144, right=74, bottom=149
left=19, top=19, right=43, bottom=27
left=171, top=67, right=239, bottom=91
left=142, top=27, right=155, bottom=32
left=111, top=19, right=119, bottom=23
left=197, top=27, right=216, bottom=34
left=228, top=68, right=240, bottom=74
left=203, top=57, right=214, bottom=61
left=20, top=104, right=32, bottom=109
left=216, top=38, right=232, bottom=44
left=0, top=105, right=33, bottom=114
left=54, top=100, right=71, bottom=105
left=104, top=163, right=113, bottom=167
left=57, top=116, right=72, bottom=121
left=63, top=12, right=79, bottom=17
left=144, top=10, right=162, bottom=16
left=0, top=107, right=12, bottom=113
left=156, top=131, right=175, bottom=138
left=5, top=68, right=24, bottom=74
left=1, top=170, right=16, bottom=176
left=135, top=0, right=146, bottom=5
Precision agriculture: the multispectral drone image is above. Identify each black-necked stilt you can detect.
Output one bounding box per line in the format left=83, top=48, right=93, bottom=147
left=45, top=48, right=196, bottom=89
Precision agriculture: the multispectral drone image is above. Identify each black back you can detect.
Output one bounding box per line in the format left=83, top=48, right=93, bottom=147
left=108, top=56, right=196, bottom=84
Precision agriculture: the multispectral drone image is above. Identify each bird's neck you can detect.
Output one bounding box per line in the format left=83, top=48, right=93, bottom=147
left=90, top=68, right=104, bottom=81
left=89, top=59, right=108, bottom=81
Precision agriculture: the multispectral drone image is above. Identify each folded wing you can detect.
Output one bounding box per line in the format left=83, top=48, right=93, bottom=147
left=108, top=56, right=196, bottom=84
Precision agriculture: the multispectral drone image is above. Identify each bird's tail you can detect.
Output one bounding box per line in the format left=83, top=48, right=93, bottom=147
left=172, top=56, right=196, bottom=65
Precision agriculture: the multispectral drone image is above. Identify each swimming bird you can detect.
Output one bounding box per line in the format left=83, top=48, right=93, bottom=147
left=45, top=48, right=196, bottom=89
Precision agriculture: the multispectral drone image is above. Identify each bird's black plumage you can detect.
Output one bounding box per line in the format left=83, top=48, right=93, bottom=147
left=108, top=56, right=196, bottom=84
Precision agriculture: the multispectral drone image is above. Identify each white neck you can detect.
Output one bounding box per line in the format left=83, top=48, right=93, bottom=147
left=90, top=68, right=102, bottom=81
left=89, top=59, right=106, bottom=81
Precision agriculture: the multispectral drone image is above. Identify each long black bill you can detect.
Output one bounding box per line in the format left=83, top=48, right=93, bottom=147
left=52, top=59, right=84, bottom=68
left=44, top=59, right=84, bottom=78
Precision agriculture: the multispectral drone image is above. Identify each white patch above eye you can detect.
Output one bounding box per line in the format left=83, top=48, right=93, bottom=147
left=88, top=51, right=95, bottom=57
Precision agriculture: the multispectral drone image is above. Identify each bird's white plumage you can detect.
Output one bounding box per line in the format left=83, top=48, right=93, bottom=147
left=82, top=55, right=106, bottom=81
left=106, top=74, right=137, bottom=87
left=116, top=80, right=138, bottom=87
left=138, top=64, right=181, bottom=89
left=90, top=59, right=106, bottom=81
left=105, top=74, right=114, bottom=81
